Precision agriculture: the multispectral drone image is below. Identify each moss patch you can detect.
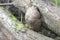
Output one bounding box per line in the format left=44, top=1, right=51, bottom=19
left=50, top=0, right=60, bottom=6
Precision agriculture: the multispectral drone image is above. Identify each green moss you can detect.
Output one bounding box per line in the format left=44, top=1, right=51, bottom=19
left=14, top=27, right=19, bottom=33
left=50, top=0, right=60, bottom=6
left=17, top=23, right=24, bottom=29
left=14, top=23, right=25, bottom=32
left=1, top=7, right=17, bottom=21
left=9, top=13, right=17, bottom=21
left=14, top=23, right=28, bottom=33
left=1, top=7, right=28, bottom=32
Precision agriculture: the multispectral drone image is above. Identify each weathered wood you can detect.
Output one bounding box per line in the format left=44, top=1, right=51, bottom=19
left=0, top=30, right=9, bottom=40
left=0, top=0, right=60, bottom=38
left=33, top=0, right=60, bottom=36
left=0, top=7, right=54, bottom=40
left=0, top=23, right=17, bottom=40
left=10, top=0, right=60, bottom=36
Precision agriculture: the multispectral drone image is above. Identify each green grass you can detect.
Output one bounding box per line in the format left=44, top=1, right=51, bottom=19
left=50, top=0, right=60, bottom=6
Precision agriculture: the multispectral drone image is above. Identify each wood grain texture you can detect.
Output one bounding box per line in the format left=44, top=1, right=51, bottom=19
left=0, top=7, right=54, bottom=40
left=13, top=0, right=60, bottom=36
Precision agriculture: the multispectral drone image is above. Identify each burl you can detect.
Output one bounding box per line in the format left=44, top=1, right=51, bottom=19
left=25, top=6, right=41, bottom=32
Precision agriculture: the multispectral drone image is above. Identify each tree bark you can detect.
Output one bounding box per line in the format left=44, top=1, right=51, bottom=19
left=12, top=0, right=60, bottom=36
left=33, top=0, right=60, bottom=36
left=0, top=7, right=54, bottom=40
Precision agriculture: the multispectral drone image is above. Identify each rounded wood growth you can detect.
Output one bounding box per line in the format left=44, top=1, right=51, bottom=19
left=25, top=6, right=41, bottom=32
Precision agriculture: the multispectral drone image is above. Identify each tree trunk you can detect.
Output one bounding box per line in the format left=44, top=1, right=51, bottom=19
left=0, top=7, right=54, bottom=40
left=33, top=0, right=60, bottom=36
left=12, top=0, right=60, bottom=36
